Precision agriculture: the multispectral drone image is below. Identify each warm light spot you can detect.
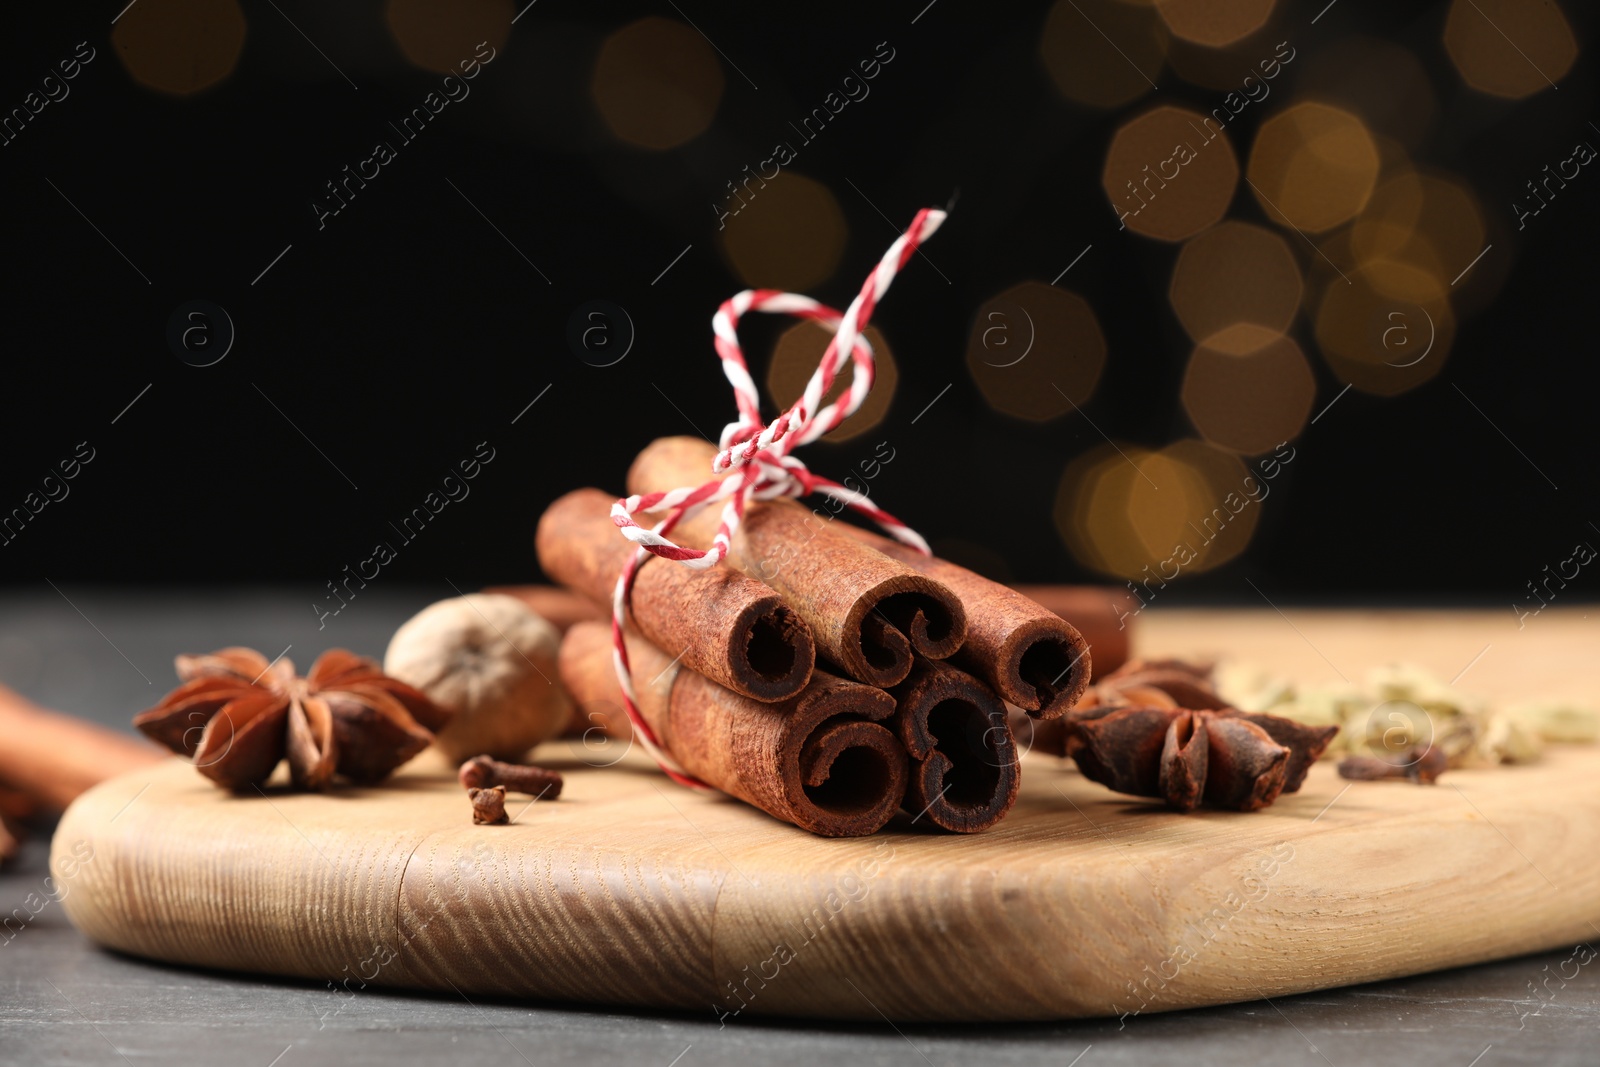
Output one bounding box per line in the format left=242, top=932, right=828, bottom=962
left=1056, top=445, right=1160, bottom=579
left=1041, top=0, right=1168, bottom=109
left=1314, top=264, right=1455, bottom=396
left=1155, top=0, right=1275, bottom=49
left=113, top=0, right=246, bottom=96
left=1444, top=0, right=1577, bottom=99
left=592, top=17, right=724, bottom=150
left=385, top=0, right=512, bottom=75
left=1182, top=325, right=1315, bottom=455
left=1249, top=102, right=1379, bottom=233
left=1350, top=170, right=1484, bottom=304
left=720, top=173, right=847, bottom=293
left=1170, top=221, right=1301, bottom=342
left=1104, top=105, right=1240, bottom=242
left=1056, top=439, right=1259, bottom=579
left=1299, top=37, right=1436, bottom=147
left=1166, top=21, right=1288, bottom=92
left=966, top=282, right=1107, bottom=422
left=765, top=322, right=896, bottom=444
left=1125, top=450, right=1212, bottom=563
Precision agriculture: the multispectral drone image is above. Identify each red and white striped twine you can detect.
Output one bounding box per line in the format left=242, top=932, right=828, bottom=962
left=606, top=207, right=947, bottom=789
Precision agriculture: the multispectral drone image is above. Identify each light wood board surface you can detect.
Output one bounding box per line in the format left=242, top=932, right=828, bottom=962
left=53, top=609, right=1600, bottom=1021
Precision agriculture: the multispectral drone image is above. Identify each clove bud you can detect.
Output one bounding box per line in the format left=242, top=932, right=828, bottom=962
left=1337, top=745, right=1447, bottom=784
left=468, top=785, right=509, bottom=825
left=458, top=755, right=564, bottom=799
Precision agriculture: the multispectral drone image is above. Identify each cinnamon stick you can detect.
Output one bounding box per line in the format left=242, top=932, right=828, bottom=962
left=892, top=660, right=1020, bottom=833
left=0, top=814, right=20, bottom=864
left=0, top=684, right=165, bottom=812
left=536, top=488, right=816, bottom=702
left=625, top=437, right=967, bottom=688
left=1011, top=585, right=1137, bottom=678
left=838, top=526, right=1091, bottom=719
left=481, top=584, right=603, bottom=632
left=560, top=622, right=909, bottom=837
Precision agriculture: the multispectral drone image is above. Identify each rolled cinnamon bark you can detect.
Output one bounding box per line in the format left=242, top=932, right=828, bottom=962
left=892, top=660, right=1020, bottom=833
left=1011, top=586, right=1137, bottom=678
left=560, top=622, right=909, bottom=838
left=838, top=526, right=1090, bottom=720
left=480, top=585, right=603, bottom=632
left=626, top=437, right=966, bottom=688
left=0, top=684, right=165, bottom=812
left=537, top=488, right=815, bottom=702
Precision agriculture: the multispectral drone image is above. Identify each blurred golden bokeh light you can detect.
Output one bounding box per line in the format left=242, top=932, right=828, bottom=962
left=1104, top=106, right=1239, bottom=242
left=1351, top=170, right=1484, bottom=304
left=1444, top=0, right=1577, bottom=99
left=1165, top=24, right=1288, bottom=92
left=386, top=0, right=512, bottom=75
left=1300, top=37, right=1436, bottom=147
left=1182, top=324, right=1315, bottom=455
left=1170, top=221, right=1301, bottom=341
left=592, top=17, right=724, bottom=150
left=1314, top=263, right=1455, bottom=396
left=1056, top=444, right=1160, bottom=579
left=1249, top=102, right=1378, bottom=233
left=965, top=282, right=1107, bottom=422
left=1155, top=0, right=1275, bottom=49
left=1056, top=439, right=1259, bottom=580
left=720, top=173, right=846, bottom=293
left=1041, top=0, right=1168, bottom=109
left=765, top=322, right=896, bottom=444
left=113, top=0, right=246, bottom=96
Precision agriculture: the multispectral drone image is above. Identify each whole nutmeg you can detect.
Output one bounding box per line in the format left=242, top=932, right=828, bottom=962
left=384, top=594, right=571, bottom=763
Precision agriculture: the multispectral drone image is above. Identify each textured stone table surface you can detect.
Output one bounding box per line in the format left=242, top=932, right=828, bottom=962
left=1, top=590, right=1595, bottom=1066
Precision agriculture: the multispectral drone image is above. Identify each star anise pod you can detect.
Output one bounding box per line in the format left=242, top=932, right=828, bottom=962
left=1067, top=705, right=1339, bottom=811
left=1020, top=658, right=1232, bottom=760
left=134, top=647, right=452, bottom=790
left=1088, top=657, right=1232, bottom=711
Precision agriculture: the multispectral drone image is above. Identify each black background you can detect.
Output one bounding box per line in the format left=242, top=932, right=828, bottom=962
left=0, top=0, right=1594, bottom=603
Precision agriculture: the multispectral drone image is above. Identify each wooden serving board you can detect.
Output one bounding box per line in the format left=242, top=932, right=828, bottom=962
left=53, top=610, right=1600, bottom=1022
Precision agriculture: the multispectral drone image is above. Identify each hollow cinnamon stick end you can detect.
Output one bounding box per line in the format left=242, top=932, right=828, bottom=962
left=996, top=615, right=1093, bottom=721
left=727, top=600, right=816, bottom=703
left=891, top=661, right=1021, bottom=833
left=845, top=576, right=968, bottom=688
left=779, top=679, right=905, bottom=837
left=908, top=747, right=1020, bottom=834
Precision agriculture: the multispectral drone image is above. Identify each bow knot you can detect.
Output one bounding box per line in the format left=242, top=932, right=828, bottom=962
left=606, top=208, right=947, bottom=788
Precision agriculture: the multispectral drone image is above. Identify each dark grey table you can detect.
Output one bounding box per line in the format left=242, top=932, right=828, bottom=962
left=2, top=591, right=1595, bottom=1066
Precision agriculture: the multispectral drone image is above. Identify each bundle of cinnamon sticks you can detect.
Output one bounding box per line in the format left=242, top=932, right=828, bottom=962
left=0, top=684, right=165, bottom=863
left=538, top=436, right=1115, bottom=838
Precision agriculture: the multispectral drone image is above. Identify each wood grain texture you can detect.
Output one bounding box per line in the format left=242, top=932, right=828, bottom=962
left=53, top=610, right=1600, bottom=1022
